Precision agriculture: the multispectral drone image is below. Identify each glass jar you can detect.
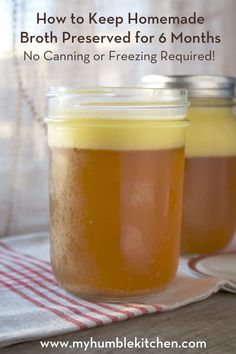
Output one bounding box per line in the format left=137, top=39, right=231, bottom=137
left=142, top=75, right=236, bottom=254
left=46, top=87, right=188, bottom=301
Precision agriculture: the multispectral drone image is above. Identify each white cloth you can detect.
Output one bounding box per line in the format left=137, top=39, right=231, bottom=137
left=0, top=232, right=235, bottom=348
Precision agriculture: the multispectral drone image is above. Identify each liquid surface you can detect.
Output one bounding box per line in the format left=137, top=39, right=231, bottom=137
left=48, top=118, right=186, bottom=151
left=186, top=107, right=236, bottom=157
left=50, top=146, right=184, bottom=297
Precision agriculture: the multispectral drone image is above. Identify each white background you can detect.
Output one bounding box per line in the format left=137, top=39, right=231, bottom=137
left=0, top=0, right=235, bottom=236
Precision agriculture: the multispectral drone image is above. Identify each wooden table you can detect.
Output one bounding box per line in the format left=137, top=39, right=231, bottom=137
left=2, top=292, right=236, bottom=354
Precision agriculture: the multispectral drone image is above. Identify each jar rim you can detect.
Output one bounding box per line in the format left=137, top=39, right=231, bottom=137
left=46, top=86, right=189, bottom=122
left=47, top=86, right=188, bottom=106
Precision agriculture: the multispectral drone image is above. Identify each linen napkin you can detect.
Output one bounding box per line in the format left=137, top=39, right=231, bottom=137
left=0, top=232, right=235, bottom=348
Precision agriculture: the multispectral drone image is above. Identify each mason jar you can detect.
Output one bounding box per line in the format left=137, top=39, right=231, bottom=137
left=142, top=75, right=236, bottom=254
left=46, top=87, right=188, bottom=301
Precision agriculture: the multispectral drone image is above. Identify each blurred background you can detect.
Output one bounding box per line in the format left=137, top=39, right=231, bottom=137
left=0, top=0, right=236, bottom=237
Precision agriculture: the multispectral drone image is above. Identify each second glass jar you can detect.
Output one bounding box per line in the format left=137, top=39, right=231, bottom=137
left=143, top=75, right=236, bottom=254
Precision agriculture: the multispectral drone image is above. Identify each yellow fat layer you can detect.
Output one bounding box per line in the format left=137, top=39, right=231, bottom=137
left=186, top=107, right=236, bottom=157
left=47, top=118, right=186, bottom=151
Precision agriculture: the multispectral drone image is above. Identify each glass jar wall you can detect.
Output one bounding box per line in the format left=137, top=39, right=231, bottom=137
left=46, top=87, right=188, bottom=300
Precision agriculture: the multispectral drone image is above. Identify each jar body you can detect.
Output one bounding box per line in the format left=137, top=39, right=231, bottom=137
left=182, top=99, right=236, bottom=254
left=47, top=88, right=188, bottom=300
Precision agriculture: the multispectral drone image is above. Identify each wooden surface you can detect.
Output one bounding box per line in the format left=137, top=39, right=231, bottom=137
left=2, top=292, right=236, bottom=354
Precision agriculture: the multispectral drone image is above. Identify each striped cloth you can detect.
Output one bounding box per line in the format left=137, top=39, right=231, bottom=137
left=0, top=233, right=235, bottom=348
